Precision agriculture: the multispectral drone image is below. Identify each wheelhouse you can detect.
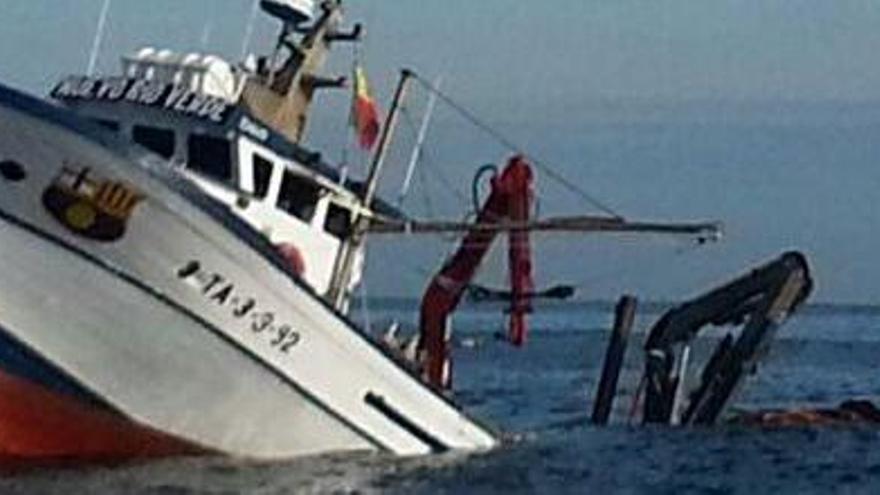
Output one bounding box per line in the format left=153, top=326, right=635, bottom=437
left=49, top=50, right=376, bottom=299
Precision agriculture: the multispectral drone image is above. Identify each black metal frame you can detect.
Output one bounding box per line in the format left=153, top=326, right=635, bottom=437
left=640, top=251, right=813, bottom=425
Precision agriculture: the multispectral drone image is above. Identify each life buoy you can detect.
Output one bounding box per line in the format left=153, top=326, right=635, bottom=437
left=277, top=243, right=306, bottom=277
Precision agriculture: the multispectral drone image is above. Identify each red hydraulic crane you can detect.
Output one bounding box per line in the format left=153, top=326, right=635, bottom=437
left=418, top=155, right=534, bottom=389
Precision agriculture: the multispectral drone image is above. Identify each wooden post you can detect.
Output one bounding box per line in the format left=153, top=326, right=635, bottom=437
left=591, top=295, right=638, bottom=425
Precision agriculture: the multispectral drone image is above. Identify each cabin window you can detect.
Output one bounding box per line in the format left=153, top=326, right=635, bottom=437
left=188, top=135, right=232, bottom=182
left=277, top=170, right=320, bottom=222
left=94, top=119, right=119, bottom=132
left=133, top=125, right=175, bottom=159
left=324, top=203, right=352, bottom=240
left=253, top=153, right=274, bottom=199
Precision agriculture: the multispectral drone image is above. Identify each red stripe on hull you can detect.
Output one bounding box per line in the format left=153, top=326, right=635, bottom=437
left=0, top=368, right=209, bottom=463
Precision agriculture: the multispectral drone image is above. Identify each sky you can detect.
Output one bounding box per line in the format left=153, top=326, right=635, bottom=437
left=2, top=1, right=880, bottom=304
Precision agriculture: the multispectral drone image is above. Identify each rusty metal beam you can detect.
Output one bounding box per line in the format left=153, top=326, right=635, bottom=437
left=368, top=215, right=722, bottom=239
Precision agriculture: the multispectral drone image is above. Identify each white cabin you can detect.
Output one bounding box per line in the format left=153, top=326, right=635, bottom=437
left=50, top=48, right=385, bottom=304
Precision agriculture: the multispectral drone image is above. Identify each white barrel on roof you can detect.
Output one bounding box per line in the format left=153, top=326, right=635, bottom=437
left=260, top=0, right=314, bottom=25
left=122, top=49, right=240, bottom=101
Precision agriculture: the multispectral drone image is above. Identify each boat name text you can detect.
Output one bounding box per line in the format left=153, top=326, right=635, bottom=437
left=51, top=76, right=233, bottom=124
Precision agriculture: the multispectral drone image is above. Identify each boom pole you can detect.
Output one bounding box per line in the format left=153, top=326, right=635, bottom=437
left=368, top=216, right=722, bottom=240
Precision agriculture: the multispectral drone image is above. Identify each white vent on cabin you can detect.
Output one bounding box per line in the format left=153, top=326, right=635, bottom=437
left=122, top=47, right=246, bottom=103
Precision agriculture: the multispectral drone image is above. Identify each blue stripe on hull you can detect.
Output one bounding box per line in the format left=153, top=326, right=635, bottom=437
left=0, top=324, right=114, bottom=412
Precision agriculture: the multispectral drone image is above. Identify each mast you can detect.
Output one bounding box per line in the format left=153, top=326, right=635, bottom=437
left=242, top=0, right=360, bottom=143
left=363, top=69, right=413, bottom=206
left=327, top=69, right=414, bottom=309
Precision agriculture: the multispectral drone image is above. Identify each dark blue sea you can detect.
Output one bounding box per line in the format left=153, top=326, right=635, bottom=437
left=3, top=302, right=880, bottom=494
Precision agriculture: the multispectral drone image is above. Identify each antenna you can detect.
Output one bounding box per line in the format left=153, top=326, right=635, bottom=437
left=240, top=0, right=262, bottom=60
left=87, top=0, right=112, bottom=76
left=200, top=21, right=214, bottom=50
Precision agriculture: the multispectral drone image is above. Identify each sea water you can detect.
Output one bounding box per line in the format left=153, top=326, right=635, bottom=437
left=2, top=303, right=880, bottom=494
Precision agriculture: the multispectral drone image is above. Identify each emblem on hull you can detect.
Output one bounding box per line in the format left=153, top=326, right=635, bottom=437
left=42, top=166, right=144, bottom=242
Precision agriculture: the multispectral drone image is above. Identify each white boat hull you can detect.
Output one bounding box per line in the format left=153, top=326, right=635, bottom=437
left=0, top=84, right=496, bottom=458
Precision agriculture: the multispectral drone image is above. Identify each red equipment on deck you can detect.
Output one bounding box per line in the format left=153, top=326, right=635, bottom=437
left=418, top=156, right=534, bottom=388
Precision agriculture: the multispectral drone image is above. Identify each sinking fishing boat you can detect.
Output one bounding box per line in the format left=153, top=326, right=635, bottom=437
left=0, top=0, right=726, bottom=462
left=0, top=0, right=500, bottom=461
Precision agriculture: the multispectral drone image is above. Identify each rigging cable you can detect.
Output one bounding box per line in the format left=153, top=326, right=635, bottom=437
left=398, top=106, right=470, bottom=208
left=384, top=74, right=719, bottom=301
left=398, top=75, right=443, bottom=206
left=411, top=72, right=624, bottom=220
left=415, top=154, right=437, bottom=220
left=395, top=99, right=445, bottom=222
left=541, top=233, right=716, bottom=297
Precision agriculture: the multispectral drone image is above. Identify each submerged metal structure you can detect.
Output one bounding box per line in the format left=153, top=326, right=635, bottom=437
left=590, top=251, right=814, bottom=426
left=641, top=251, right=813, bottom=425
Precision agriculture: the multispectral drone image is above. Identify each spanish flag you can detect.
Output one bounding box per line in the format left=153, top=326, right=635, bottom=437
left=352, top=65, right=381, bottom=150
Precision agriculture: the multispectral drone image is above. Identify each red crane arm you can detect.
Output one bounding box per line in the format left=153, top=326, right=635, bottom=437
left=506, top=158, right=533, bottom=347
left=419, top=156, right=534, bottom=388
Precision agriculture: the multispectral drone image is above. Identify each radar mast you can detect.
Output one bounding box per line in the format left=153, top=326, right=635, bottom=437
left=242, top=0, right=361, bottom=143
